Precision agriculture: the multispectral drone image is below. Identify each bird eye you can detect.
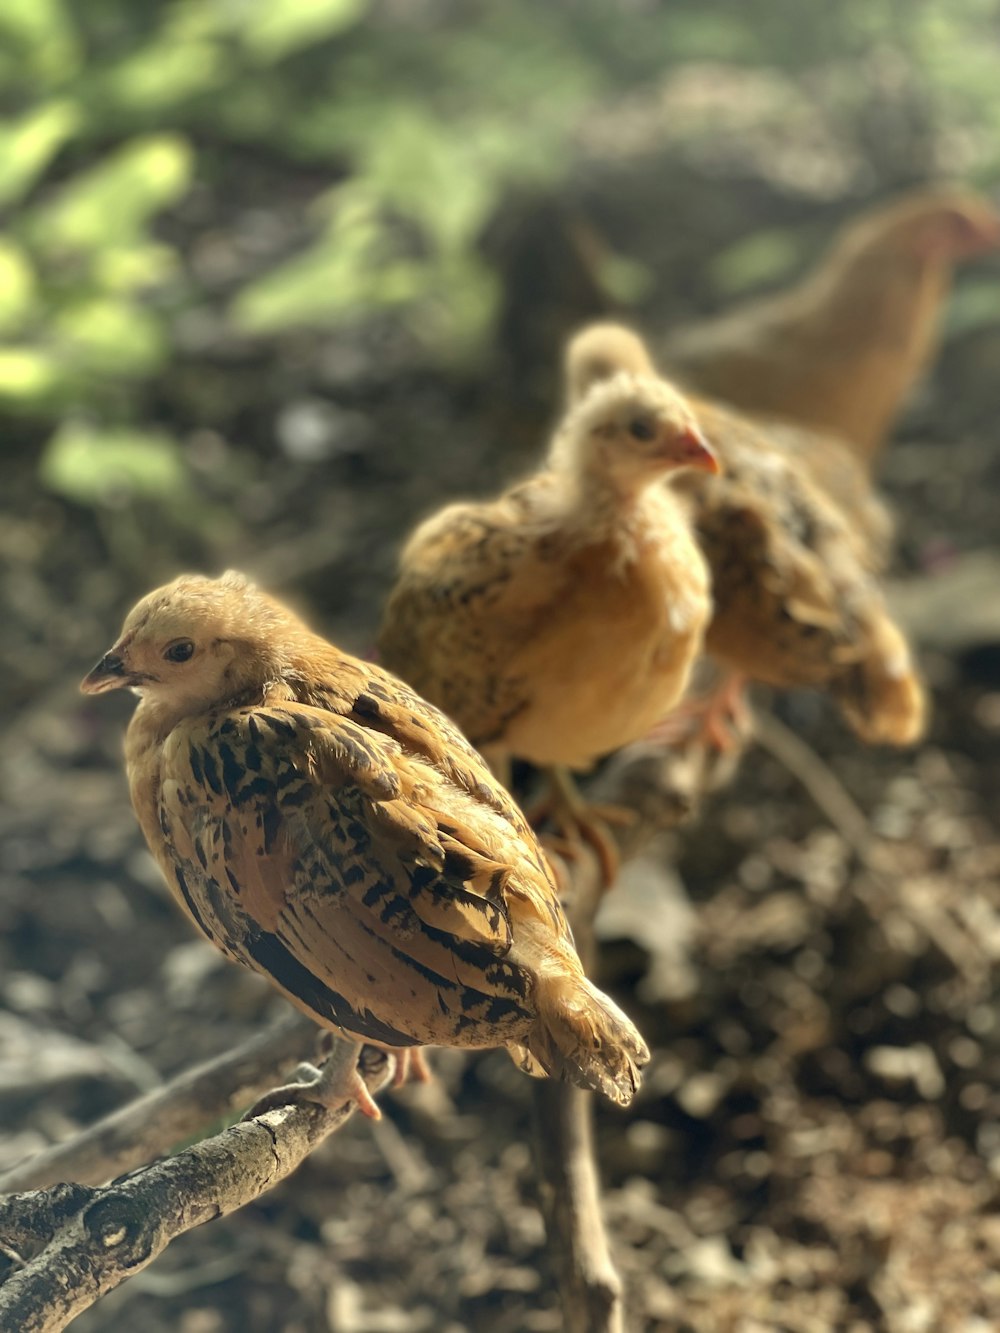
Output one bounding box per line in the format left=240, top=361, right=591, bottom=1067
left=628, top=417, right=656, bottom=442
left=163, top=639, right=195, bottom=663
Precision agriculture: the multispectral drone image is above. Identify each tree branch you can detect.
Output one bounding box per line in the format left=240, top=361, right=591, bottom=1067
left=0, top=1010, right=321, bottom=1194
left=528, top=746, right=686, bottom=1333
left=0, top=1048, right=393, bottom=1333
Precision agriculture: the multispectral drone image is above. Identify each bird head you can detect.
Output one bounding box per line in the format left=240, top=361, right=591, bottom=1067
left=553, top=371, right=720, bottom=492
left=838, top=187, right=1000, bottom=269
left=564, top=322, right=657, bottom=405
left=80, top=571, right=297, bottom=712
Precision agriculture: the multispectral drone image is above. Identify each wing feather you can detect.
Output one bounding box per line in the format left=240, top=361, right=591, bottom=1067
left=156, top=699, right=561, bottom=1048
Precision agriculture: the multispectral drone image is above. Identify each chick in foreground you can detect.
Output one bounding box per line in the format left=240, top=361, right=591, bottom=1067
left=81, top=573, right=650, bottom=1114
left=378, top=372, right=719, bottom=866
left=663, top=186, right=1000, bottom=461
left=567, top=323, right=926, bottom=750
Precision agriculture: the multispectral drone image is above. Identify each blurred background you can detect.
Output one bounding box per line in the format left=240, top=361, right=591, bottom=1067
left=3, top=0, right=1000, bottom=1328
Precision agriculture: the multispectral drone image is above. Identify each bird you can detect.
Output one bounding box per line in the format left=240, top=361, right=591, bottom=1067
left=80, top=571, right=650, bottom=1116
left=377, top=370, right=720, bottom=872
left=566, top=322, right=927, bottom=751
left=661, top=186, right=1000, bottom=462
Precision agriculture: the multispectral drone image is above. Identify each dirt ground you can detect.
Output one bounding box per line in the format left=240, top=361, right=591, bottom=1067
left=2, top=155, right=1000, bottom=1332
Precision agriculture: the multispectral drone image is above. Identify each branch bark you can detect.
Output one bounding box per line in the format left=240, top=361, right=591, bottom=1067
left=0, top=1048, right=393, bottom=1333
left=0, top=1010, right=320, bottom=1194
left=529, top=746, right=686, bottom=1333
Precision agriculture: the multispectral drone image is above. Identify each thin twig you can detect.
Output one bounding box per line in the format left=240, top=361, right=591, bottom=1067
left=751, top=709, right=874, bottom=861
left=0, top=1011, right=320, bottom=1193
left=0, top=1048, right=393, bottom=1333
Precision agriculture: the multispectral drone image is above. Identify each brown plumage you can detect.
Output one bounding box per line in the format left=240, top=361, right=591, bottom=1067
left=378, top=371, right=719, bottom=772
left=662, top=186, right=1000, bottom=462
left=567, top=323, right=926, bottom=747
left=80, top=572, right=649, bottom=1112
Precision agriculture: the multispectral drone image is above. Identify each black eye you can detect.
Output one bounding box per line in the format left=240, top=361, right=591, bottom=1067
left=628, top=417, right=656, bottom=442
left=163, top=639, right=195, bottom=663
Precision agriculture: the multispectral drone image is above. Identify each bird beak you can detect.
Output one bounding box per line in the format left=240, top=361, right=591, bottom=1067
left=80, top=649, right=131, bottom=695
left=671, top=426, right=721, bottom=475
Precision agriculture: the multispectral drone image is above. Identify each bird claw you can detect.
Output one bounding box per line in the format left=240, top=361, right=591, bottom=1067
left=244, top=1044, right=383, bottom=1121
left=649, top=674, right=752, bottom=754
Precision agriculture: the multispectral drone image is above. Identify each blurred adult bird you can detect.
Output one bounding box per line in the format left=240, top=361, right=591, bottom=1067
left=81, top=572, right=650, bottom=1115
left=567, top=323, right=926, bottom=750
left=378, top=371, right=720, bottom=872
left=662, top=186, right=1000, bottom=462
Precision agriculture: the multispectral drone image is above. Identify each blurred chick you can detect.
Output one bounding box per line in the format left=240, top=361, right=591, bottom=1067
left=663, top=186, right=1000, bottom=461
left=567, top=323, right=927, bottom=750
left=81, top=572, right=650, bottom=1114
left=378, top=372, right=719, bottom=870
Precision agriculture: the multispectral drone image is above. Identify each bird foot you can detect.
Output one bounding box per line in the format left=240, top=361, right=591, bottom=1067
left=649, top=675, right=752, bottom=754
left=536, top=803, right=633, bottom=889
left=245, top=1043, right=383, bottom=1121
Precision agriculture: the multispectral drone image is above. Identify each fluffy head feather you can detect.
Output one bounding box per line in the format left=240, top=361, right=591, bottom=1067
left=80, top=571, right=311, bottom=716
left=549, top=369, right=718, bottom=490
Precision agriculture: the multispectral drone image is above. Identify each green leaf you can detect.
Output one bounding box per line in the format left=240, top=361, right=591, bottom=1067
left=0, top=101, right=81, bottom=208
left=92, top=243, right=179, bottom=294
left=54, top=299, right=167, bottom=376
left=0, top=240, right=37, bottom=335
left=241, top=0, right=369, bottom=62
left=102, top=38, right=227, bottom=113
left=0, top=0, right=80, bottom=84
left=39, top=423, right=190, bottom=505
left=0, top=347, right=62, bottom=404
left=30, top=135, right=193, bottom=254
left=230, top=192, right=414, bottom=332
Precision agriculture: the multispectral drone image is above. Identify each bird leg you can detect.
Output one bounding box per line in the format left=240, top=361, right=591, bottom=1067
left=389, top=1045, right=433, bottom=1089
left=648, top=670, right=752, bottom=753
left=245, top=1038, right=383, bottom=1121
left=528, top=766, right=634, bottom=889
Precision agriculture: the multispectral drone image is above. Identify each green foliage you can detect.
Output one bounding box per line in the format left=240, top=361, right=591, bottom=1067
left=709, top=228, right=810, bottom=297
left=39, top=422, right=190, bottom=506
left=1, top=0, right=999, bottom=509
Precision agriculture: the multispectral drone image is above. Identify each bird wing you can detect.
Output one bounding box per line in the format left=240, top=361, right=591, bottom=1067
left=157, top=696, right=566, bottom=1048
left=378, top=478, right=573, bottom=746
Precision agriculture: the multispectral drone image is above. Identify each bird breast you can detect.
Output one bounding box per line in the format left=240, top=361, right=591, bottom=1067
left=498, top=496, right=711, bottom=768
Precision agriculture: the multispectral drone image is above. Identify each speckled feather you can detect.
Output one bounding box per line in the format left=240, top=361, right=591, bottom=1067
left=568, top=326, right=926, bottom=745
left=99, top=574, right=648, bottom=1105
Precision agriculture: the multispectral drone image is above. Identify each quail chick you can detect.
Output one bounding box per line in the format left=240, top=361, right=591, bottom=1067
left=567, top=323, right=927, bottom=750
left=378, top=372, right=719, bottom=871
left=81, top=573, right=650, bottom=1114
left=663, top=186, right=1000, bottom=462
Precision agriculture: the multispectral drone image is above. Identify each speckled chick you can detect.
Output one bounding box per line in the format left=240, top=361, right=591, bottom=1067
left=378, top=372, right=719, bottom=771
left=81, top=572, right=650, bottom=1113
left=568, top=323, right=926, bottom=747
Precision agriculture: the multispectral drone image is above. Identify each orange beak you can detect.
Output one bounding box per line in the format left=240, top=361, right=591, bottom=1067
left=670, top=425, right=721, bottom=475
left=80, top=649, right=131, bottom=695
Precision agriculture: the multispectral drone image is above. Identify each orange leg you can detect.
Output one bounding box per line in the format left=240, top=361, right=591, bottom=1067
left=527, top=766, right=634, bottom=888
left=649, top=672, right=751, bottom=753
left=390, top=1046, right=433, bottom=1089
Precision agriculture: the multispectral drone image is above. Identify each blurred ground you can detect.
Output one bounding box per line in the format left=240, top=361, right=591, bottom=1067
left=3, top=108, right=1000, bottom=1333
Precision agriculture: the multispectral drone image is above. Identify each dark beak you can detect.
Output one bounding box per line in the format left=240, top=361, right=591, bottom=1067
left=80, top=650, right=130, bottom=695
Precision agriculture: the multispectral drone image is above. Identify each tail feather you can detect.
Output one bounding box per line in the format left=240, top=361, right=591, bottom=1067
left=833, top=613, right=928, bottom=746
left=520, top=974, right=650, bottom=1107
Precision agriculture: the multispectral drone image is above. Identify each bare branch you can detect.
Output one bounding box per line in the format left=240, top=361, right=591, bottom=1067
left=0, top=1011, right=321, bottom=1194
left=0, top=1048, right=393, bottom=1333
